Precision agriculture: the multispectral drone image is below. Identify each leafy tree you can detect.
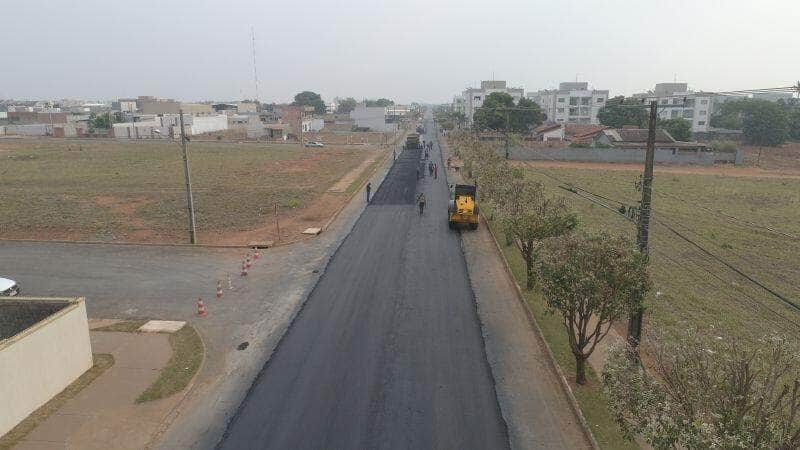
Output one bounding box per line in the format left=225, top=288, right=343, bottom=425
left=473, top=93, right=543, bottom=132
left=336, top=97, right=357, bottom=114
left=292, top=91, right=326, bottom=114
left=364, top=98, right=394, bottom=107
left=500, top=182, right=578, bottom=289
left=712, top=99, right=790, bottom=146
left=539, top=233, right=649, bottom=385
left=598, top=96, right=647, bottom=128
left=89, top=112, right=121, bottom=130
left=603, top=331, right=800, bottom=449
left=788, top=107, right=800, bottom=141
left=658, top=118, right=692, bottom=141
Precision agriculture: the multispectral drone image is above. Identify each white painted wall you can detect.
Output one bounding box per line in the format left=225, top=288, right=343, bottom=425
left=4, top=124, right=52, bottom=136
left=0, top=298, right=93, bottom=436
left=189, top=114, right=228, bottom=135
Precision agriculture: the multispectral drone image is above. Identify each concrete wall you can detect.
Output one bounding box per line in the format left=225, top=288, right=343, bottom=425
left=4, top=124, right=52, bottom=136
left=0, top=297, right=92, bottom=436
left=510, top=146, right=743, bottom=166
left=189, top=114, right=228, bottom=135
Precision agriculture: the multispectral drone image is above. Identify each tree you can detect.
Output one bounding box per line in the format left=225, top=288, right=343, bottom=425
left=658, top=118, right=692, bottom=141
left=712, top=99, right=790, bottom=146
left=539, top=233, right=650, bottom=385
left=473, top=93, right=544, bottom=132
left=364, top=98, right=394, bottom=107
left=292, top=91, right=326, bottom=114
left=336, top=97, right=357, bottom=114
left=788, top=107, right=800, bottom=141
left=603, top=331, right=800, bottom=449
left=500, top=182, right=578, bottom=289
left=511, top=97, right=545, bottom=132
left=598, top=96, right=647, bottom=128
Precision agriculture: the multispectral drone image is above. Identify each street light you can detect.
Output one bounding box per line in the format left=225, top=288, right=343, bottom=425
left=153, top=109, right=197, bottom=244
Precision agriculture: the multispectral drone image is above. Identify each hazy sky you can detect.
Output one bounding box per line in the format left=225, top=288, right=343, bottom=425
left=2, top=0, right=798, bottom=104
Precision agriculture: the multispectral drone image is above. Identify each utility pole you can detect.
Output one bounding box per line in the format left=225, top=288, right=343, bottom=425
left=298, top=110, right=304, bottom=149
left=504, top=110, right=510, bottom=159
left=179, top=109, right=197, bottom=244
left=627, top=100, right=657, bottom=348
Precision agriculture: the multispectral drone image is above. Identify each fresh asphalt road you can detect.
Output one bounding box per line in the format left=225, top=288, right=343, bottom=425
left=220, top=120, right=510, bottom=449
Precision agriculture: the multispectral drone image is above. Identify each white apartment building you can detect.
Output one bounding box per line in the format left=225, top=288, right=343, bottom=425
left=455, top=80, right=525, bottom=125
left=632, top=83, right=714, bottom=133
left=349, top=103, right=398, bottom=132
left=527, top=82, right=608, bottom=125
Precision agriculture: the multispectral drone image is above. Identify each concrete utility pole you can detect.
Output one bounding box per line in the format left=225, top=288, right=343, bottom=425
left=627, top=100, right=657, bottom=347
left=179, top=109, right=198, bottom=244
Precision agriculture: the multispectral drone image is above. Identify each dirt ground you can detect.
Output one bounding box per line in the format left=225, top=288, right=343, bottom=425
left=512, top=159, right=800, bottom=179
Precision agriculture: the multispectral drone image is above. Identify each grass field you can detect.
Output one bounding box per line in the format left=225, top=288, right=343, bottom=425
left=522, top=163, right=800, bottom=343
left=0, top=138, right=384, bottom=244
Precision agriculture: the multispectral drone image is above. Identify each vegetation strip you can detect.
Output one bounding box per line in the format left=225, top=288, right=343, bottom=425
left=0, top=354, right=114, bottom=450
left=136, top=324, right=204, bottom=403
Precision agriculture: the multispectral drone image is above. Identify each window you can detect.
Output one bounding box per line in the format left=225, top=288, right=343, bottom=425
left=581, top=97, right=590, bottom=105
left=660, top=99, right=668, bottom=105
left=698, top=121, right=706, bottom=126
left=699, top=110, right=707, bottom=116
left=700, top=99, right=708, bottom=105
left=569, top=107, right=578, bottom=115
left=557, top=97, right=565, bottom=103
left=596, top=97, right=604, bottom=103
left=671, top=110, right=679, bottom=118
left=474, top=96, right=481, bottom=101
left=557, top=108, right=565, bottom=113
left=580, top=107, right=589, bottom=115
left=673, top=98, right=681, bottom=105
left=569, top=97, right=579, bottom=106
left=683, top=110, right=694, bottom=118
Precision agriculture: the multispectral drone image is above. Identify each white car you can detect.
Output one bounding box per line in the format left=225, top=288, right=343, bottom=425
left=0, top=277, right=20, bottom=296
left=305, top=141, right=324, bottom=147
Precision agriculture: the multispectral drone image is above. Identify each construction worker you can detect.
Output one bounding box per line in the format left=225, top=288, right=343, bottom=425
left=417, top=193, right=426, bottom=215
left=366, top=182, right=372, bottom=203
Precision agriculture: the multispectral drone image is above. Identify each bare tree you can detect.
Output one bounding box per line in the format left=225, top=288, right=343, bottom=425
left=539, top=233, right=650, bottom=384
left=603, top=331, right=800, bottom=449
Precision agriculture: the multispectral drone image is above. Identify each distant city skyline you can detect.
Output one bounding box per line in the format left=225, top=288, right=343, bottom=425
left=1, top=0, right=798, bottom=104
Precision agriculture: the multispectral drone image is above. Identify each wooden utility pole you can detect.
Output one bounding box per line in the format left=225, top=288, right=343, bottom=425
left=628, top=100, right=657, bottom=347
left=274, top=202, right=281, bottom=242
left=179, top=109, right=197, bottom=244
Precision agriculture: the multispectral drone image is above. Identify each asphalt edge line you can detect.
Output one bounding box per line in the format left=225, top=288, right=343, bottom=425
left=145, top=324, right=208, bottom=450
left=213, top=134, right=403, bottom=450
left=482, top=215, right=601, bottom=450
left=436, top=127, right=599, bottom=450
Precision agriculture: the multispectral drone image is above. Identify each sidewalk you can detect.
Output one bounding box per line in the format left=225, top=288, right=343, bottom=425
left=14, top=330, right=178, bottom=450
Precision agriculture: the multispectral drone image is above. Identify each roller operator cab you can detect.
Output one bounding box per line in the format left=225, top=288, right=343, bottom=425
left=405, top=133, right=422, bottom=150
left=448, top=184, right=479, bottom=230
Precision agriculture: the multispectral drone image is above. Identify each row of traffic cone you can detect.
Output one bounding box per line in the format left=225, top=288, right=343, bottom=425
left=197, top=247, right=263, bottom=317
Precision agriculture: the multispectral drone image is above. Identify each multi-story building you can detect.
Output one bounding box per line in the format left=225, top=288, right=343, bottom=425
left=631, top=83, right=714, bottom=133
left=527, top=82, right=608, bottom=125
left=349, top=103, right=398, bottom=132
left=454, top=80, right=525, bottom=125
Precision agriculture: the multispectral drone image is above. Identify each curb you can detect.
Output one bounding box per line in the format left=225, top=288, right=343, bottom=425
left=439, top=130, right=600, bottom=450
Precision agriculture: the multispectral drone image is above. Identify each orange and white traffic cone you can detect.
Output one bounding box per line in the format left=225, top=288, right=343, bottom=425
left=253, top=248, right=261, bottom=260
left=197, top=298, right=207, bottom=317
left=216, top=281, right=223, bottom=299
left=241, top=261, right=248, bottom=277
left=245, top=257, right=252, bottom=269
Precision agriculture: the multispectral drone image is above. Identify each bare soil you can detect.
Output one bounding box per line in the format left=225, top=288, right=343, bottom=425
left=511, top=159, right=800, bottom=179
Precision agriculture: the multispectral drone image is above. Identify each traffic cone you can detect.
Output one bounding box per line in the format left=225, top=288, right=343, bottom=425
left=253, top=248, right=261, bottom=260
left=241, top=261, right=248, bottom=277
left=245, top=257, right=252, bottom=269
left=216, top=281, right=223, bottom=299
left=197, top=298, right=207, bottom=317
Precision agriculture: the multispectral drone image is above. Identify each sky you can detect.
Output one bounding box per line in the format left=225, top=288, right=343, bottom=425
left=1, top=0, right=798, bottom=104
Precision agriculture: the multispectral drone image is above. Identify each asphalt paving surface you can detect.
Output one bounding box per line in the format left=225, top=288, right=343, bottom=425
left=219, top=119, right=510, bottom=450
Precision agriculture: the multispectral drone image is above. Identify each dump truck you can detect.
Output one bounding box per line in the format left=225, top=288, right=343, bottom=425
left=448, top=184, right=479, bottom=230
left=405, top=133, right=422, bottom=150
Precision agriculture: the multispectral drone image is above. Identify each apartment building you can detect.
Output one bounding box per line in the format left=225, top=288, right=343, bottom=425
left=527, top=82, right=608, bottom=125
left=632, top=83, right=714, bottom=133
left=454, top=80, right=525, bottom=125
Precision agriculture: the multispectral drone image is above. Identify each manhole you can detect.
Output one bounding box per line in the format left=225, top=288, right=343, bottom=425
left=237, top=342, right=250, bottom=351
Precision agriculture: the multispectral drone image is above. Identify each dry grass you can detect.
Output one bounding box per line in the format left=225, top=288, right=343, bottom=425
left=0, top=354, right=114, bottom=450
left=0, top=138, right=379, bottom=243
